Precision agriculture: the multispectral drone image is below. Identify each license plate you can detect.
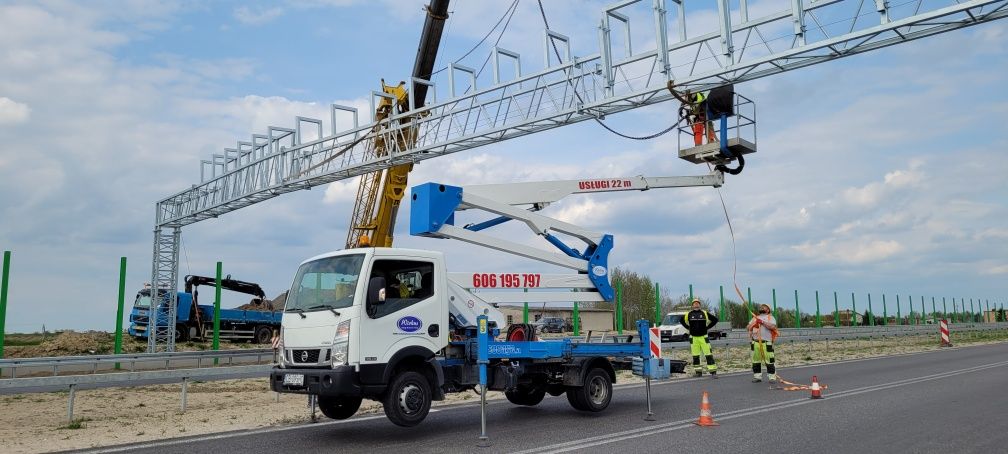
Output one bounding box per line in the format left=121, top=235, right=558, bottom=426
left=283, top=373, right=304, bottom=386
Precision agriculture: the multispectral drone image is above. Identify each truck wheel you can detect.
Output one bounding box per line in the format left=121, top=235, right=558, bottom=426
left=567, top=368, right=612, bottom=412
left=382, top=370, right=432, bottom=427
left=175, top=324, right=189, bottom=342
left=505, top=385, right=546, bottom=406
left=318, top=395, right=363, bottom=420
left=253, top=325, right=272, bottom=344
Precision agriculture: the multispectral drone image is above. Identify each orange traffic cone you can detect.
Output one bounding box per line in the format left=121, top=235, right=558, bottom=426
left=694, top=391, right=719, bottom=426
left=810, top=376, right=822, bottom=399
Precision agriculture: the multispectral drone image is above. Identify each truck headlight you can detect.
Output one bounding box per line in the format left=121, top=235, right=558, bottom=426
left=332, top=320, right=350, bottom=366
left=278, top=327, right=286, bottom=367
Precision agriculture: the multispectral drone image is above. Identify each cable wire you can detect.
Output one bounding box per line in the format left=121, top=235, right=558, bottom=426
left=536, top=0, right=678, bottom=141
left=431, top=0, right=520, bottom=76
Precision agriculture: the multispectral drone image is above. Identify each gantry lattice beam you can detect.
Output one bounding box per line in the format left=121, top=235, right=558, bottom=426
left=148, top=0, right=1007, bottom=350
left=155, top=0, right=1006, bottom=229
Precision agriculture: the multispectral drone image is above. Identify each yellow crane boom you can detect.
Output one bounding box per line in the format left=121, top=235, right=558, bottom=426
left=345, top=0, right=449, bottom=249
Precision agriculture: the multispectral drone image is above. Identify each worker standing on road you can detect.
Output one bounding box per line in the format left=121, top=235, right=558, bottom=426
left=679, top=298, right=719, bottom=377
left=747, top=303, right=779, bottom=383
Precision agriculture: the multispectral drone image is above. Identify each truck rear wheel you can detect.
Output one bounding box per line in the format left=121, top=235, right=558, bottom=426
left=318, top=395, right=363, bottom=420
left=505, top=385, right=546, bottom=406
left=382, top=370, right=432, bottom=427
left=253, top=325, right=272, bottom=344
left=566, top=368, right=612, bottom=412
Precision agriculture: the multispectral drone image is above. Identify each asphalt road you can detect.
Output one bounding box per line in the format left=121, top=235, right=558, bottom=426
left=80, top=342, right=1008, bottom=454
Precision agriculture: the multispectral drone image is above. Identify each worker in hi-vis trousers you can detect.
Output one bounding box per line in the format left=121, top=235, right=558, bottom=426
left=747, top=303, right=779, bottom=383
left=679, top=298, right=718, bottom=377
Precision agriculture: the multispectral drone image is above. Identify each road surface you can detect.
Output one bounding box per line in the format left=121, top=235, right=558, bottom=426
left=82, top=342, right=1008, bottom=453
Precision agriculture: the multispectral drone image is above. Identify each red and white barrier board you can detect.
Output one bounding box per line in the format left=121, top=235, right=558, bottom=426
left=649, top=327, right=661, bottom=358
left=939, top=319, right=951, bottom=347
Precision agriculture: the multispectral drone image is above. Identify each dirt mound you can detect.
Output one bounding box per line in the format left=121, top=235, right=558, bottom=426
left=7, top=331, right=117, bottom=358
left=235, top=291, right=286, bottom=312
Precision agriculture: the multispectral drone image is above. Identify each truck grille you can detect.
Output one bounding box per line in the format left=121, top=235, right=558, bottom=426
left=291, top=349, right=321, bottom=364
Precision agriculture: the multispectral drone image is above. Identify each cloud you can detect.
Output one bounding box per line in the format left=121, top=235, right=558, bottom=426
left=0, top=97, right=30, bottom=124
left=234, top=6, right=285, bottom=25
left=793, top=239, right=903, bottom=264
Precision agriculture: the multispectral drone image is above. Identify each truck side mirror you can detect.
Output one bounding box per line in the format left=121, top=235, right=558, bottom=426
left=368, top=277, right=386, bottom=306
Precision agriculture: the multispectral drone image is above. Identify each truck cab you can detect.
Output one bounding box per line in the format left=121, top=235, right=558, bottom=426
left=273, top=247, right=472, bottom=425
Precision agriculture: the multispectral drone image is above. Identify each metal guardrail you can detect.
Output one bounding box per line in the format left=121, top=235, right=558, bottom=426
left=0, top=348, right=274, bottom=379
left=0, top=364, right=273, bottom=422
left=552, top=322, right=1008, bottom=346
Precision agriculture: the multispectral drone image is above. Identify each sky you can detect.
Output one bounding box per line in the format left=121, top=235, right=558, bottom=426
left=0, top=0, right=1006, bottom=332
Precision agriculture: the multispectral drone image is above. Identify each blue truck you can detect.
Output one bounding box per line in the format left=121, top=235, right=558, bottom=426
left=128, top=275, right=281, bottom=344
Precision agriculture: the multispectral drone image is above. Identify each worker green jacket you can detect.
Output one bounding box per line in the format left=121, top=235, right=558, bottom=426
left=680, top=309, right=718, bottom=337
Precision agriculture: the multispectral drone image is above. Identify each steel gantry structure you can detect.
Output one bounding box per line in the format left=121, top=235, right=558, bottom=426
left=147, top=0, right=1008, bottom=351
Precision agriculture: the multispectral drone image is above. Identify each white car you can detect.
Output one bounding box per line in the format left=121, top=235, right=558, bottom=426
left=658, top=311, right=728, bottom=342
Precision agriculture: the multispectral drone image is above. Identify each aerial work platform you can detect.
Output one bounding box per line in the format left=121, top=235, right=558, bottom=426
left=677, top=86, right=757, bottom=169
left=679, top=137, right=757, bottom=165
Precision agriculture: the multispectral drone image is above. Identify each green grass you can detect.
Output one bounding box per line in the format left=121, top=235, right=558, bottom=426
left=58, top=418, right=91, bottom=430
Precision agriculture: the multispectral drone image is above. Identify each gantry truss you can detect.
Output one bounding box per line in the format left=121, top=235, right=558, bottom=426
left=149, top=0, right=1008, bottom=350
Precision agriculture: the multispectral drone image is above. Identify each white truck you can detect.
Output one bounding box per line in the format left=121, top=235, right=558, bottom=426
left=270, top=171, right=729, bottom=429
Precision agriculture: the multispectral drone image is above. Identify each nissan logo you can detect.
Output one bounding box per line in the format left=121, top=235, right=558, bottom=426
left=300, top=351, right=308, bottom=362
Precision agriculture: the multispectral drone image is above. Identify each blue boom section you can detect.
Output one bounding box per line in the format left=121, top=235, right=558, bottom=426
left=410, top=182, right=462, bottom=237
left=410, top=181, right=615, bottom=300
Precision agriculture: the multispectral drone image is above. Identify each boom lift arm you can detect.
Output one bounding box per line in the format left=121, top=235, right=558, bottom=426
left=410, top=170, right=726, bottom=304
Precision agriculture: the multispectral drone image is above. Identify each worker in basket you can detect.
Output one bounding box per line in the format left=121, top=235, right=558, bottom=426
left=668, top=83, right=717, bottom=146
left=747, top=303, right=779, bottom=383
left=679, top=298, right=719, bottom=377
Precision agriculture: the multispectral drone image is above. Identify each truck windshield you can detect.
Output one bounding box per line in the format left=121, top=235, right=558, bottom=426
left=663, top=314, right=683, bottom=326
left=135, top=294, right=152, bottom=308
left=286, top=254, right=365, bottom=312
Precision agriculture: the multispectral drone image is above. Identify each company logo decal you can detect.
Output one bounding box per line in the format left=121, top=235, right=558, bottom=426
left=592, top=265, right=607, bottom=277
left=397, top=316, right=423, bottom=333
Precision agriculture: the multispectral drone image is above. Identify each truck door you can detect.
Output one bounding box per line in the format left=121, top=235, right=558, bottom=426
left=359, top=258, right=445, bottom=364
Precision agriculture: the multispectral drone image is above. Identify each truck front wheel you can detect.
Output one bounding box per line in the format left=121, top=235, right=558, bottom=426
left=382, top=370, right=432, bottom=427
left=566, top=368, right=612, bottom=412
left=505, top=385, right=546, bottom=406
left=318, top=395, right=363, bottom=420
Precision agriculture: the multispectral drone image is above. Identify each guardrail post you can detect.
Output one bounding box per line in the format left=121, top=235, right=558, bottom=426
left=794, top=290, right=800, bottom=328
left=616, top=280, right=623, bottom=334
left=833, top=292, right=839, bottom=327
left=67, top=384, right=76, bottom=423
left=0, top=250, right=10, bottom=358
left=815, top=290, right=821, bottom=328
left=573, top=302, right=580, bottom=336
left=115, top=257, right=126, bottom=369
left=719, top=285, right=725, bottom=321
left=851, top=292, right=857, bottom=327
left=882, top=294, right=888, bottom=326
left=214, top=261, right=222, bottom=365
left=653, top=283, right=660, bottom=326
left=772, top=289, right=778, bottom=322
left=181, top=377, right=188, bottom=412
left=868, top=293, right=874, bottom=326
